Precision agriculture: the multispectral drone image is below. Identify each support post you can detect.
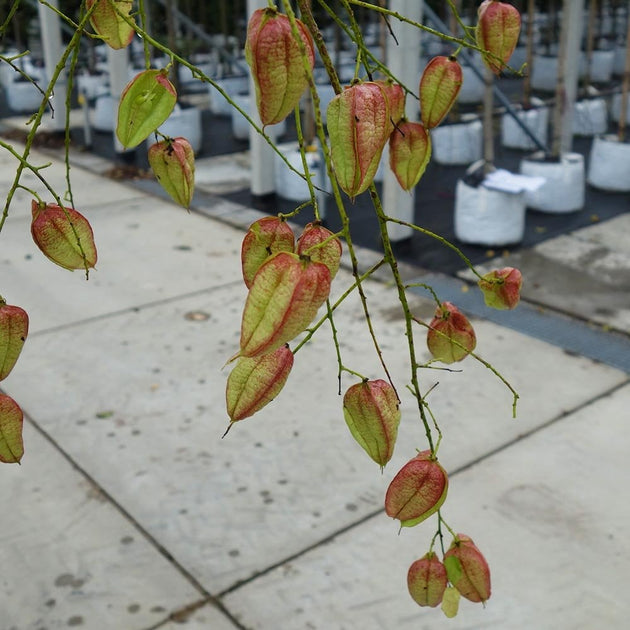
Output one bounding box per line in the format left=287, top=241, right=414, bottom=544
left=107, top=46, right=131, bottom=154
left=382, top=0, right=424, bottom=242
left=38, top=0, right=66, bottom=132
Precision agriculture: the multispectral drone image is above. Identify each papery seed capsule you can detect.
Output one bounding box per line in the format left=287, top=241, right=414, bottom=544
left=407, top=551, right=448, bottom=608
left=385, top=450, right=448, bottom=528
left=240, top=252, right=331, bottom=358
left=87, top=0, right=135, bottom=50
left=426, top=302, right=476, bottom=364
left=342, top=379, right=400, bottom=467
left=444, top=534, right=492, bottom=603
left=0, top=393, right=24, bottom=464
left=389, top=121, right=432, bottom=191
left=478, top=267, right=522, bottom=310
left=245, top=8, right=315, bottom=127
left=241, top=217, right=296, bottom=289
left=419, top=56, right=463, bottom=129
left=327, top=81, right=391, bottom=199
left=296, top=222, right=342, bottom=280
left=375, top=79, right=406, bottom=129
left=148, top=137, right=195, bottom=209
left=476, top=0, right=522, bottom=74
left=226, top=344, right=294, bottom=422
left=31, top=200, right=98, bottom=271
left=0, top=298, right=29, bottom=381
left=116, top=69, right=177, bottom=148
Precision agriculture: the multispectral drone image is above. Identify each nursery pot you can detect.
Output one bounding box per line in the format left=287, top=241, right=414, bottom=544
left=155, top=104, right=203, bottom=154
left=501, top=98, right=549, bottom=150
left=530, top=54, right=558, bottom=92
left=431, top=116, right=483, bottom=166
left=92, top=93, right=117, bottom=132
left=611, top=93, right=630, bottom=125
left=454, top=173, right=526, bottom=247
left=208, top=75, right=249, bottom=116
left=231, top=93, right=286, bottom=141
left=572, top=98, right=608, bottom=136
left=5, top=80, right=43, bottom=113
left=520, top=151, right=585, bottom=213
left=457, top=62, right=485, bottom=104
left=586, top=49, right=615, bottom=83
left=273, top=142, right=323, bottom=202
left=587, top=135, right=630, bottom=192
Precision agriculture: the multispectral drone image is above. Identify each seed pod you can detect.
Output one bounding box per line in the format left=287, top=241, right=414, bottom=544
left=87, top=0, right=135, bottom=50
left=426, top=302, right=476, bottom=364
left=148, top=137, right=195, bottom=209
left=0, top=298, right=29, bottom=381
left=441, top=586, right=461, bottom=618
left=476, top=0, right=522, bottom=74
left=375, top=79, right=406, bottom=129
left=389, top=121, right=432, bottom=191
left=241, top=217, right=296, bottom=289
left=226, top=344, right=294, bottom=422
left=116, top=69, right=177, bottom=148
left=327, top=81, right=391, bottom=199
left=240, top=252, right=331, bottom=358
left=342, top=379, right=400, bottom=467
left=0, top=393, right=24, bottom=464
left=419, top=56, right=463, bottom=129
left=444, top=534, right=492, bottom=603
left=478, top=267, right=522, bottom=310
left=245, top=8, right=315, bottom=127
left=407, top=551, right=448, bottom=608
left=296, top=222, right=342, bottom=280
left=31, top=200, right=98, bottom=271
left=385, top=450, right=448, bottom=528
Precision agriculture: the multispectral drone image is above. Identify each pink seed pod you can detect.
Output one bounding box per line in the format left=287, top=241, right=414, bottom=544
left=476, top=0, right=522, bottom=74
left=239, top=252, right=331, bottom=358
left=87, top=0, right=135, bottom=50
left=419, top=56, right=463, bottom=129
left=478, top=267, right=522, bottom=310
left=226, top=344, right=294, bottom=423
left=389, top=121, right=432, bottom=191
left=241, top=217, right=296, bottom=289
left=342, top=379, right=400, bottom=468
left=31, top=200, right=97, bottom=272
left=148, top=137, right=195, bottom=209
left=407, top=551, right=448, bottom=608
left=0, top=298, right=29, bottom=381
left=0, top=393, right=24, bottom=464
left=384, top=450, right=448, bottom=528
left=245, top=8, right=315, bottom=127
left=426, top=302, right=476, bottom=364
left=444, top=534, right=492, bottom=603
left=296, top=222, right=342, bottom=280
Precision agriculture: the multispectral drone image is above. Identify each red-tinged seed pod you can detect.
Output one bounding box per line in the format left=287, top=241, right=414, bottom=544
left=419, top=56, right=463, bottom=129
left=0, top=297, right=29, bottom=381
left=342, top=379, right=400, bottom=468
left=245, top=8, right=315, bottom=127
left=444, top=534, right=492, bottom=603
left=240, top=252, right=331, bottom=358
left=296, top=222, right=342, bottom=280
left=478, top=267, right=522, bottom=310
left=384, top=450, right=448, bottom=528
left=116, top=69, right=177, bottom=148
left=426, top=301, right=476, bottom=364
left=476, top=0, right=522, bottom=75
left=31, top=200, right=98, bottom=272
left=0, top=393, right=24, bottom=464
left=327, top=81, right=391, bottom=199
left=375, top=79, right=406, bottom=129
left=407, top=551, right=448, bottom=608
left=148, top=137, right=195, bottom=209
left=226, top=344, right=294, bottom=423
left=241, top=217, right=296, bottom=289
left=87, top=0, right=135, bottom=50
left=389, top=121, right=432, bottom=191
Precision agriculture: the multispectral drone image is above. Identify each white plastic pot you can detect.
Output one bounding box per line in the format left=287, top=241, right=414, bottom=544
left=92, top=94, right=116, bottom=132
left=231, top=94, right=286, bottom=141
left=273, top=142, right=323, bottom=201
left=5, top=80, right=43, bottom=113
left=587, top=135, right=630, bottom=192
left=208, top=75, right=249, bottom=116
left=572, top=98, right=608, bottom=136
left=611, top=93, right=630, bottom=125
left=613, top=44, right=627, bottom=76
left=501, top=98, right=549, bottom=150
left=585, top=50, right=615, bottom=83
left=156, top=105, right=203, bottom=154
left=530, top=55, right=558, bottom=92
left=520, top=152, right=585, bottom=213
left=454, top=177, right=526, bottom=246
left=457, top=63, right=484, bottom=104
left=431, top=118, right=483, bottom=166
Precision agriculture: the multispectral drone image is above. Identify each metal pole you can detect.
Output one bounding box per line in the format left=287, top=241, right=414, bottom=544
left=107, top=46, right=131, bottom=154
left=382, top=0, right=423, bottom=242
left=37, top=0, right=66, bottom=132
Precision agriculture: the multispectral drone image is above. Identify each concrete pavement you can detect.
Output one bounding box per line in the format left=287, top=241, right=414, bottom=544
left=1, top=138, right=629, bottom=630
